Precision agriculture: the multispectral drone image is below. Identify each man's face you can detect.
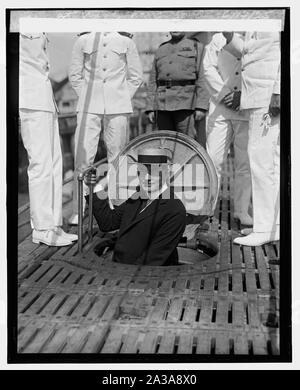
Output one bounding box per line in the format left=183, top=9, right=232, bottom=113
left=170, top=31, right=185, bottom=40
left=138, top=163, right=169, bottom=197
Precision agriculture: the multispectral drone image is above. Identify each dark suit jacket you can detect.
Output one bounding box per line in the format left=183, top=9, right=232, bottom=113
left=88, top=190, right=186, bottom=266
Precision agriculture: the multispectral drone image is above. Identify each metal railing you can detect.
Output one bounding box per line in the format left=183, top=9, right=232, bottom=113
left=77, top=157, right=107, bottom=254
left=17, top=157, right=108, bottom=254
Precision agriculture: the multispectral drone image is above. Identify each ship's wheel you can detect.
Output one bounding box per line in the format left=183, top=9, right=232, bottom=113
left=109, top=131, right=218, bottom=216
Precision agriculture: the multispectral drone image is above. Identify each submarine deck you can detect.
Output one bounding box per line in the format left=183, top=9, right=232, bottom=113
left=17, top=156, right=280, bottom=356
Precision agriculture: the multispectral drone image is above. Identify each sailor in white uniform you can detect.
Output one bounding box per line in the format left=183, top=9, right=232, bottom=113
left=68, top=32, right=143, bottom=225
left=203, top=32, right=252, bottom=226
left=19, top=33, right=77, bottom=246
left=222, top=32, right=280, bottom=246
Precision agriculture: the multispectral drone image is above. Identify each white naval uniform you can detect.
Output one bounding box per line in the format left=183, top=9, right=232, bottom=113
left=69, top=32, right=143, bottom=214
left=19, top=33, right=63, bottom=230
left=203, top=33, right=251, bottom=216
left=224, top=32, right=280, bottom=233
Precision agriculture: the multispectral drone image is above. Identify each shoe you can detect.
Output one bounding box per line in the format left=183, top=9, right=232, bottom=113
left=68, top=214, right=79, bottom=225
left=233, top=213, right=253, bottom=226
left=32, top=229, right=72, bottom=246
left=241, top=228, right=253, bottom=235
left=233, top=231, right=279, bottom=246
left=55, top=227, right=78, bottom=242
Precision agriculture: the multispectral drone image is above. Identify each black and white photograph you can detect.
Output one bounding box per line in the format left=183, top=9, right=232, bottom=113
left=3, top=4, right=295, bottom=369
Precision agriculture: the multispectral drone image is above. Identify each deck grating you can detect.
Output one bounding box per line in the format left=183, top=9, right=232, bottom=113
left=17, top=157, right=280, bottom=354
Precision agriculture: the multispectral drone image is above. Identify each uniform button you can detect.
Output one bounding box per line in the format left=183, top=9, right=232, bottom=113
left=169, top=61, right=172, bottom=64
left=234, top=86, right=238, bottom=90
left=166, top=73, right=170, bottom=76
left=237, top=58, right=240, bottom=61
left=103, top=68, right=106, bottom=71
left=235, top=72, right=239, bottom=75
left=103, top=43, right=107, bottom=47
left=103, top=80, right=106, bottom=83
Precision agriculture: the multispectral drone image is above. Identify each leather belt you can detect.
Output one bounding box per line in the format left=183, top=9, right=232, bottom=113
left=157, top=79, right=196, bottom=88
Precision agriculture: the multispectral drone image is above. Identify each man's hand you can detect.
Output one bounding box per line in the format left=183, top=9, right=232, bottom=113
left=84, top=170, right=97, bottom=186
left=269, top=94, right=280, bottom=117
left=147, top=111, right=155, bottom=123
left=221, top=91, right=241, bottom=111
left=194, top=109, right=207, bottom=122
left=222, top=32, right=234, bottom=44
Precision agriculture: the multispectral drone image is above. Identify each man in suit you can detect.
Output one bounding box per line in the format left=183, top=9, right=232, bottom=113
left=221, top=32, right=280, bottom=246
left=146, top=31, right=209, bottom=146
left=68, top=31, right=143, bottom=225
left=86, top=147, right=186, bottom=266
left=202, top=32, right=252, bottom=226
left=19, top=33, right=77, bottom=246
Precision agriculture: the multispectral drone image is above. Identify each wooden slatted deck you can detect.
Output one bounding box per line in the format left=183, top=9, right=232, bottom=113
left=17, top=156, right=280, bottom=355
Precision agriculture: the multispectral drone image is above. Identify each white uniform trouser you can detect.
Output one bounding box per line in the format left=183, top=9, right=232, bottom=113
left=20, top=109, right=63, bottom=230
left=206, top=115, right=251, bottom=216
left=245, top=107, right=280, bottom=233
left=72, top=112, right=129, bottom=214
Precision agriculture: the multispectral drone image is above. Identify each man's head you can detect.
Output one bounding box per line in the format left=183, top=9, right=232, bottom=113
left=137, top=147, right=172, bottom=197
left=170, top=31, right=185, bottom=41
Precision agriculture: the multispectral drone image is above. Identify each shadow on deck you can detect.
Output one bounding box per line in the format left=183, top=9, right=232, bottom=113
left=17, top=157, right=280, bottom=356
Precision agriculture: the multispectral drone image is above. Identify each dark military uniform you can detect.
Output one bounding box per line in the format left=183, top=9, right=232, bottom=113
left=146, top=36, right=209, bottom=144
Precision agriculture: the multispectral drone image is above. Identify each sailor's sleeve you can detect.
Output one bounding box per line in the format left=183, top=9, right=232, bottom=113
left=223, top=33, right=244, bottom=58
left=273, top=60, right=281, bottom=95
left=68, top=37, right=85, bottom=97
left=202, top=36, right=232, bottom=103
left=126, top=39, right=144, bottom=98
